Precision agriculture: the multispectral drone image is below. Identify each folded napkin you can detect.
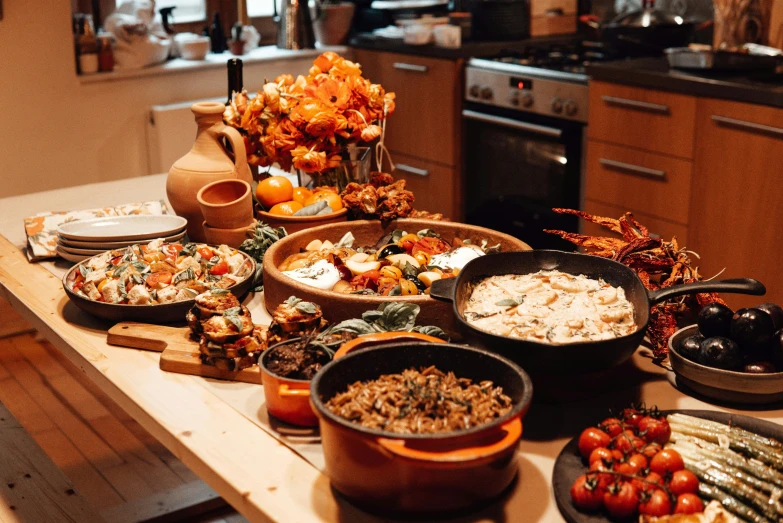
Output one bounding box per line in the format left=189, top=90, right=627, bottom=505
left=24, top=200, right=170, bottom=261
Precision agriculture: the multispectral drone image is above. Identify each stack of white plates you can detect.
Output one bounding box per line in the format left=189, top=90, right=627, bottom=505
left=56, top=215, right=188, bottom=263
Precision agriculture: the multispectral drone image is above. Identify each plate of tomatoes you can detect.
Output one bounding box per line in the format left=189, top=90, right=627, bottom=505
left=551, top=407, right=778, bottom=522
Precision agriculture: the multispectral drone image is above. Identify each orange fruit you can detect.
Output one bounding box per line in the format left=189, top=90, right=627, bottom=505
left=268, top=201, right=303, bottom=216
left=292, top=187, right=313, bottom=206
left=256, top=176, right=293, bottom=209
left=305, top=191, right=343, bottom=212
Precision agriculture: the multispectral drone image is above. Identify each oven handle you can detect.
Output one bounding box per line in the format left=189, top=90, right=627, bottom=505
left=462, top=109, right=563, bottom=138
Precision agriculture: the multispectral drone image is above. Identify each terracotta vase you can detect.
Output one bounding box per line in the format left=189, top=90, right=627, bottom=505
left=167, top=101, right=252, bottom=242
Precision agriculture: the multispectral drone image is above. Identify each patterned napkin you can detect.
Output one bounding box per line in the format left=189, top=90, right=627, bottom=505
left=24, top=200, right=170, bottom=261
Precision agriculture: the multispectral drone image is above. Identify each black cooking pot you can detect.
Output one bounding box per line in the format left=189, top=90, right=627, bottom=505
left=430, top=250, right=765, bottom=375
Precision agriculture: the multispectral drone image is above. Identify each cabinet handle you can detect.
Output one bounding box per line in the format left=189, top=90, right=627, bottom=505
left=393, top=62, right=429, bottom=73
left=711, top=115, right=783, bottom=137
left=395, top=163, right=429, bottom=177
left=599, top=158, right=666, bottom=179
left=601, top=95, right=670, bottom=114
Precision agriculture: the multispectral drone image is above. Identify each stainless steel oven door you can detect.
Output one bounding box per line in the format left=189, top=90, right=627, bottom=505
left=462, top=106, right=583, bottom=250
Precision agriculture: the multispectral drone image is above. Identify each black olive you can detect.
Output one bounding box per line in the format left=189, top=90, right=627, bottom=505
left=378, top=244, right=405, bottom=258
left=756, top=303, right=783, bottom=332
left=405, top=274, right=427, bottom=291
left=770, top=329, right=783, bottom=365
left=744, top=361, right=777, bottom=374
left=698, top=337, right=743, bottom=370
left=731, top=308, right=775, bottom=348
left=697, top=303, right=733, bottom=338
left=676, top=334, right=704, bottom=362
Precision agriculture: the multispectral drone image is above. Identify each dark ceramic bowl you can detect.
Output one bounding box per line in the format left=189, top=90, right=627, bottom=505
left=62, top=249, right=255, bottom=324
left=668, top=325, right=783, bottom=404
left=310, top=341, right=533, bottom=514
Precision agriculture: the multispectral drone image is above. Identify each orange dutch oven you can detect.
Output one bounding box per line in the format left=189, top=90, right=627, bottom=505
left=309, top=335, right=534, bottom=514
left=259, top=332, right=446, bottom=427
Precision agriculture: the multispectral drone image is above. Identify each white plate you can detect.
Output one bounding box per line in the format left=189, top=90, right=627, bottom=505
left=56, top=246, right=90, bottom=264
left=57, top=215, right=187, bottom=242
left=58, top=231, right=186, bottom=250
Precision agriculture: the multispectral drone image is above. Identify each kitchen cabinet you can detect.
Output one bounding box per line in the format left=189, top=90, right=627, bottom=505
left=354, top=49, right=462, bottom=219
left=585, top=81, right=783, bottom=308
left=688, top=98, right=783, bottom=309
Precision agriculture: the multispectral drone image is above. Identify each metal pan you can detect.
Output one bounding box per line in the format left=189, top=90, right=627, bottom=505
left=430, top=250, right=765, bottom=375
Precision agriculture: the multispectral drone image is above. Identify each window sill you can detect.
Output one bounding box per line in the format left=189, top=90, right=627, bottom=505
left=78, top=44, right=348, bottom=84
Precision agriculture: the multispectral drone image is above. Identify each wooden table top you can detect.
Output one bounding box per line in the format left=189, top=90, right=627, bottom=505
left=1, top=178, right=782, bottom=523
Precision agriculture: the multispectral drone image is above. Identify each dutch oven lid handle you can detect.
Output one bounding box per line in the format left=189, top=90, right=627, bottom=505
left=429, top=277, right=457, bottom=302
left=647, top=278, right=766, bottom=305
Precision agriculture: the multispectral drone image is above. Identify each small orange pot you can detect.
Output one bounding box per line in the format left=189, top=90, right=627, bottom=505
left=260, top=332, right=446, bottom=427
left=310, top=341, right=534, bottom=513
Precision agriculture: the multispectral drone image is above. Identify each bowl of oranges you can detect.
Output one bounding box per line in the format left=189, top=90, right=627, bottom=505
left=255, top=176, right=348, bottom=234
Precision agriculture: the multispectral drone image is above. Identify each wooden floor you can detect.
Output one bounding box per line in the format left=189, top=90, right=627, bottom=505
left=0, top=300, right=248, bottom=522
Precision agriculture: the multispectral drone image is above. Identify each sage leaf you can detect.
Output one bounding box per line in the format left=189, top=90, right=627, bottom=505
left=296, top=302, right=318, bottom=314
left=293, top=200, right=328, bottom=216
left=361, top=310, right=384, bottom=323
left=412, top=325, right=449, bottom=341
left=378, top=302, right=420, bottom=332
left=329, top=318, right=378, bottom=335
left=496, top=296, right=524, bottom=308
left=284, top=296, right=302, bottom=308
left=173, top=267, right=195, bottom=285
left=78, top=265, right=92, bottom=278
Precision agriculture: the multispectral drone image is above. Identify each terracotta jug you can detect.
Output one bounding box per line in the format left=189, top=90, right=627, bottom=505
left=166, top=101, right=252, bottom=242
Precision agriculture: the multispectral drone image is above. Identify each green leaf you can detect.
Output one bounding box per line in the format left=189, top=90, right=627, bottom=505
left=335, top=232, right=355, bottom=248
left=388, top=285, right=401, bottom=296
left=131, top=260, right=149, bottom=274
left=173, top=267, right=195, bottom=285
left=361, top=310, right=383, bottom=323
left=130, top=273, right=144, bottom=285
left=401, top=262, right=419, bottom=279
left=78, top=265, right=92, bottom=278
left=113, top=263, right=130, bottom=277
left=349, top=288, right=377, bottom=295
left=222, top=307, right=244, bottom=332
left=496, top=296, right=524, bottom=308
left=412, top=325, right=449, bottom=341
left=417, top=229, right=441, bottom=238
left=293, top=200, right=328, bottom=216
left=390, top=229, right=406, bottom=243
left=180, top=243, right=198, bottom=257
left=296, top=302, right=318, bottom=314
left=329, top=318, right=378, bottom=335
left=284, top=296, right=301, bottom=307
left=208, top=287, right=230, bottom=295
left=378, top=302, right=420, bottom=332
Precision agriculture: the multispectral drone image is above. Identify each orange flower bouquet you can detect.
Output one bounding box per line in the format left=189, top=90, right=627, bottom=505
left=223, top=52, right=395, bottom=189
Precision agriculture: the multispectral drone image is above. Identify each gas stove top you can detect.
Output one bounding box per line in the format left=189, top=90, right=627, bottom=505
left=465, top=42, right=622, bottom=123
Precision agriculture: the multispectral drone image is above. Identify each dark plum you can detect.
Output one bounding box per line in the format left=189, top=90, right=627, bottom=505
left=731, top=308, right=775, bottom=348
left=697, top=303, right=734, bottom=338
left=676, top=334, right=704, bottom=362
left=744, top=361, right=777, bottom=374
left=756, top=303, right=783, bottom=332
left=698, top=337, right=743, bottom=371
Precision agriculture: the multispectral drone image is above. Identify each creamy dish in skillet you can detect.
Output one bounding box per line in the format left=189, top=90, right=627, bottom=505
left=463, top=270, right=637, bottom=344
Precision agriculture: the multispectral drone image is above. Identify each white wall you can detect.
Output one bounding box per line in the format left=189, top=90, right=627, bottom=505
left=0, top=2, right=314, bottom=198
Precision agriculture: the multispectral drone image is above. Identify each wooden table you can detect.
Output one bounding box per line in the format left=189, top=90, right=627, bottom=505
left=1, top=176, right=782, bottom=523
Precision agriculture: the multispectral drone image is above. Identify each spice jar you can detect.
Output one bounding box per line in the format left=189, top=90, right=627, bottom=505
left=97, top=34, right=115, bottom=72
left=77, top=14, right=99, bottom=74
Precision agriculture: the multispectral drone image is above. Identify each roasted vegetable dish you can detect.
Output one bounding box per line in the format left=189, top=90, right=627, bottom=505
left=67, top=240, right=253, bottom=305
left=278, top=228, right=500, bottom=296
left=324, top=365, right=512, bottom=434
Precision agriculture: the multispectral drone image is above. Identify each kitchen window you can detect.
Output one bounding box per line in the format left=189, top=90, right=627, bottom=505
left=114, top=0, right=207, bottom=23
left=247, top=0, right=277, bottom=17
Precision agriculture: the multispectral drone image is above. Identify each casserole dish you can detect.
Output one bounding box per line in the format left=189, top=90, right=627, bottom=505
left=430, top=250, right=765, bottom=374
left=310, top=340, right=533, bottom=513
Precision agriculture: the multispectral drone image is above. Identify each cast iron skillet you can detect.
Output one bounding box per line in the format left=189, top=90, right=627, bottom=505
left=430, top=250, right=765, bottom=375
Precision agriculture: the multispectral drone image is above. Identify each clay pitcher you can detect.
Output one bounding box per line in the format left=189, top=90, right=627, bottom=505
left=166, top=101, right=252, bottom=242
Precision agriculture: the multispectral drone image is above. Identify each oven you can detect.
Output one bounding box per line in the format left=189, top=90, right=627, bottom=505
left=462, top=58, right=590, bottom=251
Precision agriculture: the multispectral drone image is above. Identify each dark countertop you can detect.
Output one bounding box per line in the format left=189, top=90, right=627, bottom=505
left=587, top=56, right=783, bottom=108
left=350, top=33, right=575, bottom=60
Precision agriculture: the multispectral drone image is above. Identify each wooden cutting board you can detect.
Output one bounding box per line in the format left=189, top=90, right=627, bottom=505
left=107, top=322, right=262, bottom=385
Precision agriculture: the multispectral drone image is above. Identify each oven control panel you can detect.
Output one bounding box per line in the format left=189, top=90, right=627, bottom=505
left=465, top=65, right=589, bottom=123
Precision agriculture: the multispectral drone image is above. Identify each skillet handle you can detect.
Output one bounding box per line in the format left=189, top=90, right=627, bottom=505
left=647, top=278, right=766, bottom=305
left=429, top=277, right=456, bottom=302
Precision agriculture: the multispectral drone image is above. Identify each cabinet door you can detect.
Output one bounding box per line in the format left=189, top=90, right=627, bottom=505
left=391, top=152, right=456, bottom=218
left=354, top=50, right=459, bottom=167
left=689, top=98, right=783, bottom=308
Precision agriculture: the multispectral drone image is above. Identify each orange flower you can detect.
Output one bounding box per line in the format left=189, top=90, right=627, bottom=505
left=275, top=74, right=295, bottom=86
left=262, top=83, right=281, bottom=113
left=329, top=57, right=362, bottom=80
left=291, top=146, right=328, bottom=173
left=289, top=100, right=328, bottom=127
left=305, top=111, right=343, bottom=137
left=313, top=51, right=340, bottom=73
left=309, top=78, right=351, bottom=110
left=360, top=124, right=382, bottom=142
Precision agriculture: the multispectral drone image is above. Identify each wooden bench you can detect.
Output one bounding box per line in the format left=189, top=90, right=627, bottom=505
left=0, top=401, right=103, bottom=522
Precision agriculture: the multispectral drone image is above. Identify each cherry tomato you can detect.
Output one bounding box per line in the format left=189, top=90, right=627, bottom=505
left=638, top=488, right=673, bottom=517
left=624, top=453, right=648, bottom=475
left=110, top=256, right=123, bottom=266
left=350, top=273, right=379, bottom=292
left=588, top=460, right=614, bottom=489
left=614, top=434, right=646, bottom=455
left=411, top=237, right=451, bottom=256
left=632, top=471, right=664, bottom=493
left=588, top=447, right=615, bottom=466
left=600, top=417, right=625, bottom=438
left=669, top=470, right=699, bottom=496
left=209, top=260, right=229, bottom=275
left=604, top=482, right=639, bottom=519
left=198, top=247, right=215, bottom=260
left=621, top=408, right=644, bottom=427
left=72, top=281, right=84, bottom=292
left=638, top=416, right=672, bottom=445
left=146, top=272, right=173, bottom=287
left=570, top=475, right=605, bottom=512
left=162, top=243, right=183, bottom=260
left=642, top=442, right=663, bottom=460
left=579, top=428, right=612, bottom=459
left=650, top=449, right=685, bottom=476
left=674, top=493, right=704, bottom=515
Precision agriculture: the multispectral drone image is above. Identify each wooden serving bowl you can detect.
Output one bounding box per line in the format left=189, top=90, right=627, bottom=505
left=263, top=219, right=532, bottom=336
left=257, top=207, right=348, bottom=235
